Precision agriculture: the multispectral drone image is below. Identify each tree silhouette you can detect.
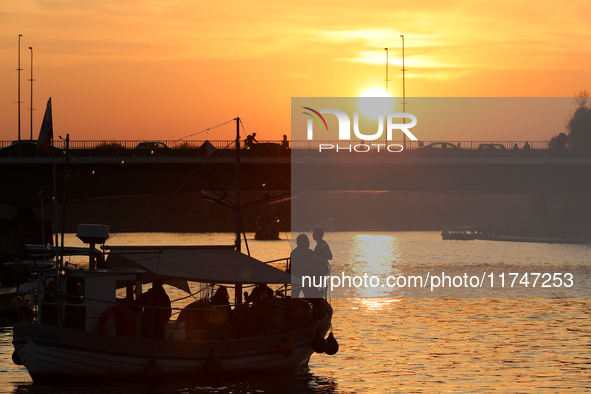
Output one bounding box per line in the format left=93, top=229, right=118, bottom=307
left=566, top=90, right=591, bottom=149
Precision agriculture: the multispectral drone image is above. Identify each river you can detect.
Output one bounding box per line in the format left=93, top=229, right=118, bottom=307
left=1, top=231, right=589, bottom=393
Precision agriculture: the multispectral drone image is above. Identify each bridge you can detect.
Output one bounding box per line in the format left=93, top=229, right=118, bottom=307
left=1, top=139, right=590, bottom=208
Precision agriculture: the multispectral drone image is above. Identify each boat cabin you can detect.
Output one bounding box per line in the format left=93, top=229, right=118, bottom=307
left=37, top=268, right=144, bottom=334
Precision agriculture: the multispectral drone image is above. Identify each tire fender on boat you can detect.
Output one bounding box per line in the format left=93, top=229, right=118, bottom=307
left=98, top=304, right=137, bottom=337
left=12, top=350, right=22, bottom=365
left=325, top=332, right=339, bottom=355
left=312, top=330, right=328, bottom=353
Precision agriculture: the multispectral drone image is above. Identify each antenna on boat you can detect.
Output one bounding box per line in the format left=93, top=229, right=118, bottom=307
left=59, top=134, right=70, bottom=262
left=235, top=117, right=241, bottom=253
left=234, top=116, right=243, bottom=304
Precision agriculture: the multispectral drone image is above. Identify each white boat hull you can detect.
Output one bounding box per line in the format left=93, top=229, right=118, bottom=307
left=13, top=307, right=332, bottom=382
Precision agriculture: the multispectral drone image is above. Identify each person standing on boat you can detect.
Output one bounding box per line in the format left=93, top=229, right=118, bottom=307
left=139, top=278, right=171, bottom=340
left=313, top=227, right=332, bottom=269
left=290, top=234, right=325, bottom=298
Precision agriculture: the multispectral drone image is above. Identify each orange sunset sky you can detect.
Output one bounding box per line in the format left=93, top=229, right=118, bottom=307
left=1, top=0, right=590, bottom=142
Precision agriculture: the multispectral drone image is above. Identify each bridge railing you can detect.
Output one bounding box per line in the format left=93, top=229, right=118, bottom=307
left=0, top=139, right=550, bottom=150
left=5, top=139, right=590, bottom=158
left=287, top=140, right=549, bottom=150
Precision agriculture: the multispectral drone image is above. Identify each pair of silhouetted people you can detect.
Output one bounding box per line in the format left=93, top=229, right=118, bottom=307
left=139, top=279, right=171, bottom=340
left=290, top=227, right=332, bottom=298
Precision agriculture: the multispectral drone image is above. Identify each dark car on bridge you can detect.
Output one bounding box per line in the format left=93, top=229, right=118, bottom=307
left=133, top=141, right=172, bottom=156
left=134, top=141, right=171, bottom=150
left=0, top=141, right=64, bottom=157
left=477, top=143, right=506, bottom=150
left=418, top=142, right=462, bottom=149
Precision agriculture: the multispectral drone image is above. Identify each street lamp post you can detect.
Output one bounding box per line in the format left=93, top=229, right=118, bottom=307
left=385, top=47, right=389, bottom=146
left=401, top=35, right=407, bottom=149
left=29, top=47, right=34, bottom=140
left=385, top=48, right=389, bottom=93
left=17, top=35, right=23, bottom=148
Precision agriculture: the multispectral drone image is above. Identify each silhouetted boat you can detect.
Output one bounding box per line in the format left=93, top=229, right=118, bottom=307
left=0, top=260, right=54, bottom=324
left=12, top=229, right=333, bottom=382
left=12, top=117, right=336, bottom=383
left=441, top=226, right=478, bottom=240
left=254, top=215, right=280, bottom=240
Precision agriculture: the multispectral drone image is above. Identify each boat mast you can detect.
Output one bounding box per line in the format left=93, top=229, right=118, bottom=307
left=235, top=117, right=241, bottom=253
left=60, top=135, right=70, bottom=262
left=234, top=117, right=242, bottom=304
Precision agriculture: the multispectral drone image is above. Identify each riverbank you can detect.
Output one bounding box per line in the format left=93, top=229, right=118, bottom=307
left=479, top=235, right=591, bottom=244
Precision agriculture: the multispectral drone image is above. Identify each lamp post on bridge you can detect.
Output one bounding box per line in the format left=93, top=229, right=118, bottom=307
left=16, top=35, right=23, bottom=155
left=401, top=35, right=407, bottom=150
left=29, top=46, right=34, bottom=140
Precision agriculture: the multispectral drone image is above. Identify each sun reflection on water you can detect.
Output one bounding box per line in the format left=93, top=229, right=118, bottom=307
left=347, top=234, right=402, bottom=297
left=359, top=298, right=401, bottom=312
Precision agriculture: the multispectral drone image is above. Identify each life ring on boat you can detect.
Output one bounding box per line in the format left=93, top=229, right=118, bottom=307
left=98, top=305, right=137, bottom=337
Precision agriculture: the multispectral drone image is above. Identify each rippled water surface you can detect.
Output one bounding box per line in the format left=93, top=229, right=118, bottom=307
left=1, top=232, right=590, bottom=393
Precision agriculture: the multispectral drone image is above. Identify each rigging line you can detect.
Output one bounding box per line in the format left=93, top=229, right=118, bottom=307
left=170, top=287, right=206, bottom=303
left=270, top=203, right=293, bottom=252
left=109, top=161, right=218, bottom=239
left=178, top=118, right=236, bottom=141
left=238, top=118, right=293, bottom=190
left=249, top=148, right=294, bottom=192
left=111, top=159, right=219, bottom=238
left=238, top=119, right=294, bottom=248
left=239, top=117, right=247, bottom=137
left=109, top=164, right=216, bottom=238
left=200, top=156, right=226, bottom=191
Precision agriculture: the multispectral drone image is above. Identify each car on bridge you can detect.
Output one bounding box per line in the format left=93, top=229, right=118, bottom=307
left=134, top=141, right=171, bottom=150
left=477, top=143, right=506, bottom=150
left=0, top=141, right=64, bottom=157
left=133, top=141, right=172, bottom=156
left=418, top=142, right=462, bottom=149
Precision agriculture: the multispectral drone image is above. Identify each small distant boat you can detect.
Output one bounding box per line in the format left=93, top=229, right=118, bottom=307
left=2, top=259, right=55, bottom=285
left=1, top=260, right=53, bottom=324
left=0, top=285, right=21, bottom=322
left=0, top=280, right=38, bottom=325
left=254, top=215, right=280, bottom=240
left=441, top=226, right=478, bottom=241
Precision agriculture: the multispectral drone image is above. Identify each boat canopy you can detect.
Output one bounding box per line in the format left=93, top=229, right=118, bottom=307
left=105, top=245, right=292, bottom=285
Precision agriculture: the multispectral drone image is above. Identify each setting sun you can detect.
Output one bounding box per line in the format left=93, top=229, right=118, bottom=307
left=1, top=1, right=590, bottom=142
left=359, top=88, right=393, bottom=119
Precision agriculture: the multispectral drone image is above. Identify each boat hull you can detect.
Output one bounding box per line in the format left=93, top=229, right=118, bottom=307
left=13, top=306, right=332, bottom=382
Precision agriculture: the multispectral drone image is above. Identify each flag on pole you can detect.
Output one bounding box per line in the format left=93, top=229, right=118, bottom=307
left=37, top=97, right=53, bottom=155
